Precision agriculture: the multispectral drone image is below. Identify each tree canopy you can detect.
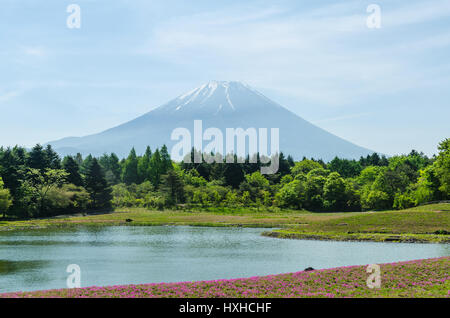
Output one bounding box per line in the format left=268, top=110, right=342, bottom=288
left=0, top=139, right=449, bottom=218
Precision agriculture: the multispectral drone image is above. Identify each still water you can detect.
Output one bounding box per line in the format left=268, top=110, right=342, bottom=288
left=0, top=226, right=449, bottom=293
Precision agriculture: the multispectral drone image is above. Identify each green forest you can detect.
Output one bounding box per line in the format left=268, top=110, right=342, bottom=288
left=0, top=138, right=449, bottom=219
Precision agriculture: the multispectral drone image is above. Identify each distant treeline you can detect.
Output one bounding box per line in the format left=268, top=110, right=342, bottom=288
left=0, top=138, right=449, bottom=218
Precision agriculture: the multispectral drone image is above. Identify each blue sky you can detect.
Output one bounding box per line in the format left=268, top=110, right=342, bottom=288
left=0, top=0, right=449, bottom=156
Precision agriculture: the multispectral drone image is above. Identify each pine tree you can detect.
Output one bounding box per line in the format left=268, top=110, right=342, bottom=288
left=84, top=158, right=112, bottom=209
left=0, top=147, right=26, bottom=198
left=98, top=154, right=110, bottom=172
left=224, top=163, right=245, bottom=188
left=137, top=146, right=152, bottom=183
left=98, top=153, right=118, bottom=185
left=287, top=155, right=295, bottom=167
left=108, top=153, right=122, bottom=185
left=277, top=152, right=291, bottom=177
left=62, top=156, right=83, bottom=186
left=122, top=148, right=139, bottom=185
left=27, top=144, right=47, bottom=171
left=75, top=153, right=83, bottom=166
left=161, top=169, right=185, bottom=205
left=44, top=145, right=61, bottom=169
left=80, top=154, right=93, bottom=176
left=149, top=148, right=162, bottom=187
left=160, top=145, right=173, bottom=174
left=12, top=146, right=27, bottom=166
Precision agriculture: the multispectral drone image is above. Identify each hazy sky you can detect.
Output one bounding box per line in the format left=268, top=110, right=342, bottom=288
left=0, top=0, right=449, bottom=156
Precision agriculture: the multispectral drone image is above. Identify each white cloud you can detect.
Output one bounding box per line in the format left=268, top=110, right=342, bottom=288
left=383, top=0, right=450, bottom=27
left=0, top=90, right=22, bottom=103
left=22, top=46, right=46, bottom=57
left=141, top=1, right=450, bottom=107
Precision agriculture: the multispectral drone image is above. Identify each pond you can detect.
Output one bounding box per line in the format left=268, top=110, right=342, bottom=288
left=0, top=226, right=449, bottom=293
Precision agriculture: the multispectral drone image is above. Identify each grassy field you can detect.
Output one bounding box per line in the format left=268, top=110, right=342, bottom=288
left=264, top=203, right=450, bottom=243
left=0, top=208, right=363, bottom=230
left=0, top=203, right=449, bottom=243
left=2, top=257, right=449, bottom=298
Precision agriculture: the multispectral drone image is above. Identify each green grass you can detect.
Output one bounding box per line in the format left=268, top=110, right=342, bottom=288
left=264, top=203, right=450, bottom=243
left=0, top=208, right=359, bottom=230
left=264, top=230, right=450, bottom=243
left=0, top=203, right=449, bottom=243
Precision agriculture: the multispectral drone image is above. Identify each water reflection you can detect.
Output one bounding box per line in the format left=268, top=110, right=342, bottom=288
left=0, top=260, right=49, bottom=275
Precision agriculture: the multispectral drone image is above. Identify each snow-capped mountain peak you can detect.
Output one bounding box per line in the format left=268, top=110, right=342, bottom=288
left=161, top=81, right=266, bottom=115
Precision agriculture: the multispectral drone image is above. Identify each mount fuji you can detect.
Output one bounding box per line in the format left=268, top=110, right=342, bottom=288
left=47, top=81, right=375, bottom=161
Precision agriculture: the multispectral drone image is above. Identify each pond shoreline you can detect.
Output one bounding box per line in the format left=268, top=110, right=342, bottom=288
left=1, top=204, right=449, bottom=244
left=263, top=230, right=450, bottom=244
left=1, top=222, right=449, bottom=244
left=2, top=257, right=449, bottom=298
left=1, top=225, right=448, bottom=294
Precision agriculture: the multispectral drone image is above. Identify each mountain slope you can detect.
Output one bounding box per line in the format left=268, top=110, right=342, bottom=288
left=47, top=81, right=375, bottom=160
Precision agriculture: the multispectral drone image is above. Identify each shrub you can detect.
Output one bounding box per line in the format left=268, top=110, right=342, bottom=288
left=361, top=190, right=391, bottom=211
left=393, top=192, right=416, bottom=210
